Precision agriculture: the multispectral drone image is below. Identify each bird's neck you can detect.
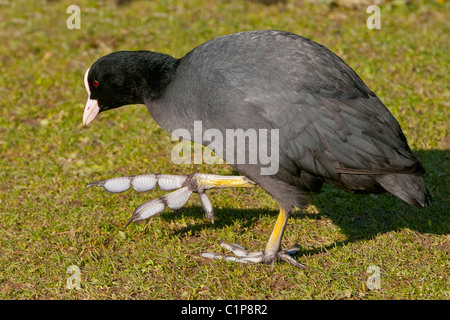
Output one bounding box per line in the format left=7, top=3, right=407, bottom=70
left=126, top=51, right=180, bottom=103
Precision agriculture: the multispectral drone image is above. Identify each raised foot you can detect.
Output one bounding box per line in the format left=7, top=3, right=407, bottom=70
left=201, top=242, right=307, bottom=269
left=86, top=173, right=256, bottom=226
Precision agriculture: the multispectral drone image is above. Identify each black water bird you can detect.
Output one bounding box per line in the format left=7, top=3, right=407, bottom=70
left=83, top=30, right=431, bottom=268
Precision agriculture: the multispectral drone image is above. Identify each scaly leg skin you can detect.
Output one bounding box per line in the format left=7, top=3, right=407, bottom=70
left=86, top=173, right=305, bottom=269
left=86, top=173, right=255, bottom=225
left=201, top=209, right=307, bottom=269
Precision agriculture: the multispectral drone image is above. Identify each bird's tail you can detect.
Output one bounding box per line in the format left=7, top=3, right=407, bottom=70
left=377, top=174, right=432, bottom=208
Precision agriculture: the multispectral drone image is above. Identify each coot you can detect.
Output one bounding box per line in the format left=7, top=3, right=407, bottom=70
left=83, top=30, right=431, bottom=268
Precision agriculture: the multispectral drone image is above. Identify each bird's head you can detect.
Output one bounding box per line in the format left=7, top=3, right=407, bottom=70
left=82, top=51, right=178, bottom=126
left=83, top=52, right=143, bottom=126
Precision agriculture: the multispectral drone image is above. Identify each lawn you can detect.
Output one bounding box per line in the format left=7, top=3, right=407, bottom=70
left=0, top=0, right=448, bottom=299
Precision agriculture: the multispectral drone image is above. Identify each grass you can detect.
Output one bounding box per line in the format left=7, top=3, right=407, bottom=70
left=0, top=0, right=448, bottom=299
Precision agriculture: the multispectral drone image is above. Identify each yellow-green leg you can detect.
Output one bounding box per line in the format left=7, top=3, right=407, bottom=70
left=202, top=208, right=306, bottom=269
left=263, top=208, right=306, bottom=268
left=263, top=208, right=290, bottom=262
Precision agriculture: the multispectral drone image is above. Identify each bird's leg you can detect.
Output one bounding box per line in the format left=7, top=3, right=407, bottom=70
left=86, top=174, right=305, bottom=268
left=86, top=173, right=255, bottom=225
left=201, top=208, right=307, bottom=269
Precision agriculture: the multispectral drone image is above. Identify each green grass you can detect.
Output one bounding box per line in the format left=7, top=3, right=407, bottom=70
left=0, top=0, right=448, bottom=299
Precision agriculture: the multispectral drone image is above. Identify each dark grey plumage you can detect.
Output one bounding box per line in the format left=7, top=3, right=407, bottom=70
left=83, top=30, right=432, bottom=268
left=140, top=30, right=430, bottom=209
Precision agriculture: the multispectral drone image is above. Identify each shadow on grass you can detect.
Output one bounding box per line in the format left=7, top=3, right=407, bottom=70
left=160, top=149, right=449, bottom=258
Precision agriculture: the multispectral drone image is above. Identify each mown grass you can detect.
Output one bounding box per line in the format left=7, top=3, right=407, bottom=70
left=0, top=0, right=448, bottom=299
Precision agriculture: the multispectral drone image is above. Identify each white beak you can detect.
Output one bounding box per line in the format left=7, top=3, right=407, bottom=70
left=83, top=98, right=100, bottom=126
left=82, top=66, right=100, bottom=126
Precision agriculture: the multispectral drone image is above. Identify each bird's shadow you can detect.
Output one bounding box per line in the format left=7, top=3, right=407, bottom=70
left=159, top=149, right=449, bottom=257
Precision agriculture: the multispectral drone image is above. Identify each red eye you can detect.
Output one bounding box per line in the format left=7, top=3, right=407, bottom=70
left=93, top=80, right=99, bottom=87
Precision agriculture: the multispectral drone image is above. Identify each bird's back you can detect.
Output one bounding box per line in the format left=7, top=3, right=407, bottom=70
left=157, top=30, right=429, bottom=208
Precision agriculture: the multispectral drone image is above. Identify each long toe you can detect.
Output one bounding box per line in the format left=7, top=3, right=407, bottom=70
left=201, top=242, right=306, bottom=268
left=277, top=251, right=307, bottom=269
left=201, top=242, right=264, bottom=264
